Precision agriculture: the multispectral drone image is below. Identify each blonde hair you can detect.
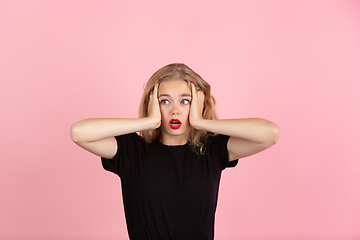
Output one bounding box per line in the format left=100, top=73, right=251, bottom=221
left=139, top=63, right=217, bottom=153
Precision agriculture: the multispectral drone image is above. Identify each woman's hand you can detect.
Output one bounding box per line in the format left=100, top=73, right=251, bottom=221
left=70, top=85, right=163, bottom=159
left=148, top=84, right=162, bottom=129
left=189, top=82, right=205, bottom=129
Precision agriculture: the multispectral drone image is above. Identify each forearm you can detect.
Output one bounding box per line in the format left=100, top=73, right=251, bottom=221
left=193, top=118, right=280, bottom=144
left=70, top=117, right=159, bottom=143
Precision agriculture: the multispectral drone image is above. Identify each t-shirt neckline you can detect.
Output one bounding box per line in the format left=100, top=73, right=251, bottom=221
left=155, top=139, right=189, bottom=148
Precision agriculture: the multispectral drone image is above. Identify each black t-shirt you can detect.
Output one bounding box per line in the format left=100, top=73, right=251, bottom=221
left=102, top=133, right=238, bottom=240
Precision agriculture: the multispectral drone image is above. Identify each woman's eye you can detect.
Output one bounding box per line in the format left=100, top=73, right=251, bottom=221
left=181, top=99, right=190, bottom=104
left=160, top=99, right=170, bottom=104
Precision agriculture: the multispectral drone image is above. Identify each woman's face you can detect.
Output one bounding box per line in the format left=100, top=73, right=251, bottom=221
left=157, top=79, right=192, bottom=145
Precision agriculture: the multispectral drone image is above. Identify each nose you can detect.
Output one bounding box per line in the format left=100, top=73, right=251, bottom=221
left=171, top=104, right=179, bottom=116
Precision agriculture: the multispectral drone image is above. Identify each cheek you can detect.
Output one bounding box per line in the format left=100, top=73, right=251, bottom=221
left=182, top=106, right=190, bottom=118
left=159, top=106, right=167, bottom=120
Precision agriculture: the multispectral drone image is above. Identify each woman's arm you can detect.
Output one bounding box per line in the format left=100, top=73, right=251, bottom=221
left=70, top=85, right=161, bottom=159
left=190, top=83, right=280, bottom=161
left=192, top=118, right=280, bottom=161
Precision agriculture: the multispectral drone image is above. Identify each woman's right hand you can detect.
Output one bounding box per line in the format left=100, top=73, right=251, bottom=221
left=148, top=84, right=162, bottom=129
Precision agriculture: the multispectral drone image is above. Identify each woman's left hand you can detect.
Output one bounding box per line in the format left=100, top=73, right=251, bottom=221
left=189, top=82, right=205, bottom=129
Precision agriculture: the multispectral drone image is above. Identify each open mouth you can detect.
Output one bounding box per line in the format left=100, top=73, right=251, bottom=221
left=169, top=119, right=182, bottom=129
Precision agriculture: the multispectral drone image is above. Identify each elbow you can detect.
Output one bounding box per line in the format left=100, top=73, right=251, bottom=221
left=270, top=123, right=281, bottom=144
left=70, top=122, right=82, bottom=143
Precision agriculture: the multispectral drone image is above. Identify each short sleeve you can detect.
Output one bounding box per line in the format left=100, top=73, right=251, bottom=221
left=207, top=134, right=238, bottom=170
left=101, top=132, right=141, bottom=177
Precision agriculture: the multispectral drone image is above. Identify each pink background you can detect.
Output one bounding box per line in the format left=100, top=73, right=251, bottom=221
left=1, top=0, right=360, bottom=239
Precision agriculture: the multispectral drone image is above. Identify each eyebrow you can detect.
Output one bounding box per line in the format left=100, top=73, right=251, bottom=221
left=159, top=93, right=191, bottom=98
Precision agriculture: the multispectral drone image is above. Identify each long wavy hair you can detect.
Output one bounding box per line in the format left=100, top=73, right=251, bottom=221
left=139, top=63, right=217, bottom=153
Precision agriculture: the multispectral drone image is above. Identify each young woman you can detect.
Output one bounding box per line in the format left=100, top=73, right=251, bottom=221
left=70, top=63, right=280, bottom=240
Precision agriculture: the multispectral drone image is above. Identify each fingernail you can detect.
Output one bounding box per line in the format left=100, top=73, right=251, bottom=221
left=191, top=81, right=194, bottom=85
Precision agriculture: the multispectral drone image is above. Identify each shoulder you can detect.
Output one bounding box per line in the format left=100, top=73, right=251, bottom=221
left=201, top=133, right=230, bottom=156
left=204, top=134, right=238, bottom=168
left=114, top=132, right=145, bottom=145
left=112, top=132, right=151, bottom=156
left=204, top=134, right=230, bottom=146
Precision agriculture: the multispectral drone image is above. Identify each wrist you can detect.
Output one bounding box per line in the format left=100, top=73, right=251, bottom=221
left=146, top=116, right=161, bottom=130
left=190, top=118, right=206, bottom=130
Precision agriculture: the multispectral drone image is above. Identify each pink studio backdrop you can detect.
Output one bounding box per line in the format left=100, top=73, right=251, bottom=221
left=1, top=0, right=359, bottom=239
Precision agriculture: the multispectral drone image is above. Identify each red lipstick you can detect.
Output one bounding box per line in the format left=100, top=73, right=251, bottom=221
left=169, top=119, right=182, bottom=129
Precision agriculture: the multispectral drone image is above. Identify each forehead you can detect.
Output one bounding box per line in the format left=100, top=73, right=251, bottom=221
left=158, top=79, right=190, bottom=95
